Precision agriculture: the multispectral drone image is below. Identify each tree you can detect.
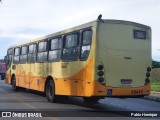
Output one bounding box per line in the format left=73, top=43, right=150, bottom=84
left=152, top=60, right=160, bottom=68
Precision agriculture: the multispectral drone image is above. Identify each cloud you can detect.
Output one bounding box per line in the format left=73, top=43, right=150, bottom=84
left=0, top=0, right=160, bottom=61
left=0, top=33, right=41, bottom=40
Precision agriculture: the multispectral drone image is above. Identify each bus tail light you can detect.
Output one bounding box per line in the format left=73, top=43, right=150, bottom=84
left=146, top=72, right=150, bottom=77
left=98, top=77, right=104, bottom=83
left=98, top=71, right=104, bottom=76
left=145, top=67, right=151, bottom=85
left=97, top=64, right=105, bottom=83
left=97, top=65, right=104, bottom=70
left=147, top=67, right=151, bottom=72
left=145, top=78, right=150, bottom=84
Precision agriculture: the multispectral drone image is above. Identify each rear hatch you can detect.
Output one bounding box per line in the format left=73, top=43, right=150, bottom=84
left=96, top=20, right=151, bottom=88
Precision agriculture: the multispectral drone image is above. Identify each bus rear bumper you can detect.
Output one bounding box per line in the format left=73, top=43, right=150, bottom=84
left=91, top=81, right=150, bottom=97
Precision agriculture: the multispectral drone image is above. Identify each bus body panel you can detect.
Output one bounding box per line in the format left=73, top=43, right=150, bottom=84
left=5, top=21, right=97, bottom=97
left=94, top=20, right=151, bottom=96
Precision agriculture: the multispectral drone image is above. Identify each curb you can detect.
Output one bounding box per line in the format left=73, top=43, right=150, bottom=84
left=143, top=96, right=160, bottom=102
left=143, top=91, right=160, bottom=102
left=151, top=91, right=160, bottom=94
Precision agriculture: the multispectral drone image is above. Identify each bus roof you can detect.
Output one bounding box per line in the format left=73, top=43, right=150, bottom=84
left=8, top=19, right=150, bottom=49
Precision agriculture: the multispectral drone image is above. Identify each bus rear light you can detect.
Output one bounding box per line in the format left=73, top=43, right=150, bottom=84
left=145, top=78, right=150, bottom=84
left=98, top=77, right=104, bottom=83
left=98, top=71, right=104, bottom=76
left=97, top=65, right=104, bottom=70
left=147, top=67, right=151, bottom=72
left=146, top=72, right=150, bottom=77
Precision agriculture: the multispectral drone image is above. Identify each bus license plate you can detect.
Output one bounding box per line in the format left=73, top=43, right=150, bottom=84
left=121, top=79, right=132, bottom=84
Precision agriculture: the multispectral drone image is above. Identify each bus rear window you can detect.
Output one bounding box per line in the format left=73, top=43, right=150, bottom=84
left=134, top=30, right=146, bottom=39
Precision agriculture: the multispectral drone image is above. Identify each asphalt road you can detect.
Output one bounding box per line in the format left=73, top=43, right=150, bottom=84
left=0, top=80, right=159, bottom=120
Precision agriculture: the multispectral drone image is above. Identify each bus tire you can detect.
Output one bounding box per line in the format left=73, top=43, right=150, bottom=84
left=46, top=80, right=56, bottom=103
left=83, top=97, right=100, bottom=103
left=12, top=76, right=19, bottom=91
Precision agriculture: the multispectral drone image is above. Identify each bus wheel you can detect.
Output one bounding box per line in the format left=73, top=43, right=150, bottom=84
left=83, top=97, right=100, bottom=103
left=12, top=76, right=19, bottom=91
left=46, top=80, right=55, bottom=103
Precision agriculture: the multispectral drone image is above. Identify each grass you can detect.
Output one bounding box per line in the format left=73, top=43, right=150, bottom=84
left=151, top=68, right=160, bottom=92
left=151, top=81, right=160, bottom=92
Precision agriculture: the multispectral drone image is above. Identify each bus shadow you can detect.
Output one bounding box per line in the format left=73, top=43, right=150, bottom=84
left=10, top=89, right=128, bottom=116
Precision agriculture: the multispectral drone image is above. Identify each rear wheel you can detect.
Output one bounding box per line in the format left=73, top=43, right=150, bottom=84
left=12, top=76, right=19, bottom=91
left=46, top=80, right=56, bottom=102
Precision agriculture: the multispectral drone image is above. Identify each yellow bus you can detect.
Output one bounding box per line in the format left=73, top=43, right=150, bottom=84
left=4, top=19, right=151, bottom=103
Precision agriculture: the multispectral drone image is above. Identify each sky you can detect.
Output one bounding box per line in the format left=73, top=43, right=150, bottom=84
left=0, top=0, right=160, bottom=61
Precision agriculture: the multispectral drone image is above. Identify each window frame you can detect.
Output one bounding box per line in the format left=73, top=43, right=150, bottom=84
left=21, top=45, right=28, bottom=55
left=62, top=32, right=80, bottom=62
left=28, top=43, right=37, bottom=63
left=63, top=32, right=79, bottom=48
left=7, top=48, right=13, bottom=55
left=38, top=40, right=48, bottom=53
left=48, top=37, right=62, bottom=62
left=36, top=40, right=48, bottom=63
left=28, top=43, right=37, bottom=54
left=80, top=28, right=92, bottom=61
left=50, top=37, right=62, bottom=50
left=13, top=47, right=20, bottom=63
left=19, top=45, right=28, bottom=64
left=14, top=47, right=20, bottom=56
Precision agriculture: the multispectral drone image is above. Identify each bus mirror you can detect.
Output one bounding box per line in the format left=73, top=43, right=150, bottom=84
left=4, top=55, right=8, bottom=65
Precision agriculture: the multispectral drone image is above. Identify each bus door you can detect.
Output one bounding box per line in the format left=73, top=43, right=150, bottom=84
left=29, top=62, right=35, bottom=89
left=18, top=46, right=28, bottom=88
left=36, top=41, right=48, bottom=91
left=29, top=42, right=48, bottom=91
left=34, top=61, right=48, bottom=91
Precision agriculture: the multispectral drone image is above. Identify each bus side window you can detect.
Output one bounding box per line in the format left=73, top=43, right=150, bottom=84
left=62, top=33, right=79, bottom=61
left=20, top=46, right=28, bottom=63
left=80, top=30, right=92, bottom=60
left=7, top=48, right=13, bottom=66
left=7, top=48, right=13, bottom=55
left=37, top=41, right=48, bottom=62
left=48, top=38, right=62, bottom=62
left=13, top=47, right=20, bottom=63
left=28, top=43, right=37, bottom=62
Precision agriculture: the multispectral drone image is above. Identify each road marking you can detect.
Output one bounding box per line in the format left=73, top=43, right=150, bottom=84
left=0, top=81, right=58, bottom=119
left=12, top=95, right=37, bottom=109
left=11, top=95, right=58, bottom=120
